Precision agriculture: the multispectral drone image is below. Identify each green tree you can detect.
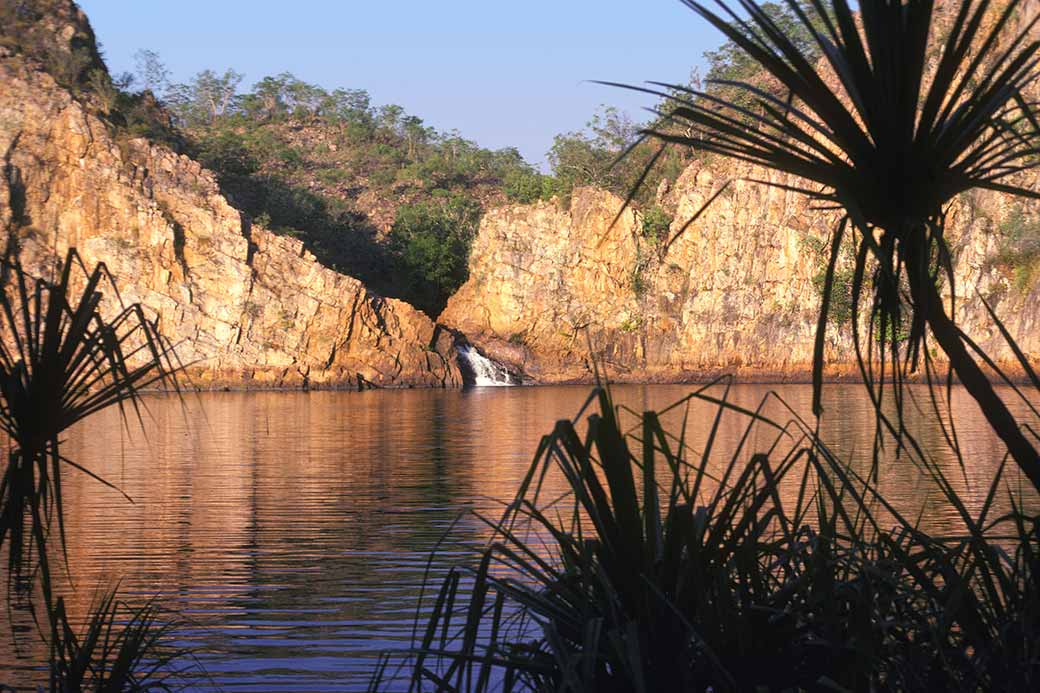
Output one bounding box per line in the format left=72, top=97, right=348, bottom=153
left=402, top=115, right=432, bottom=160
left=503, top=166, right=557, bottom=204
left=550, top=106, right=686, bottom=206
left=700, top=1, right=826, bottom=120
left=378, top=104, right=404, bottom=133
left=193, top=130, right=257, bottom=178
left=245, top=73, right=291, bottom=120
left=167, top=68, right=243, bottom=126
left=132, top=48, right=170, bottom=95
left=286, top=77, right=325, bottom=117
left=389, top=196, right=481, bottom=315
left=322, top=88, right=374, bottom=133
left=549, top=107, right=637, bottom=190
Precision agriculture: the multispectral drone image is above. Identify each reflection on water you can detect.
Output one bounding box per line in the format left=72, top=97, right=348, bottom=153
left=0, top=383, right=1034, bottom=690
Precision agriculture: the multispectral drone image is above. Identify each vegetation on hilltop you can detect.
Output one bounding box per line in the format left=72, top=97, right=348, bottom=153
left=129, top=61, right=550, bottom=314
left=105, top=57, right=707, bottom=314
left=154, top=67, right=715, bottom=311
left=0, top=0, right=548, bottom=315
left=14, top=0, right=1037, bottom=325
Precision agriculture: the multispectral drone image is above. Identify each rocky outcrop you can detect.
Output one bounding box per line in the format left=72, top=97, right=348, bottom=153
left=441, top=161, right=1040, bottom=383
left=0, top=41, right=460, bottom=389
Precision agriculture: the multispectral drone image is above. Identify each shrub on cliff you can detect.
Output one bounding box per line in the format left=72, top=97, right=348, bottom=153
left=993, top=205, right=1040, bottom=292
left=0, top=0, right=102, bottom=90
left=641, top=205, right=673, bottom=244
left=193, top=129, right=259, bottom=178
left=388, top=195, right=482, bottom=315
left=503, top=167, right=559, bottom=204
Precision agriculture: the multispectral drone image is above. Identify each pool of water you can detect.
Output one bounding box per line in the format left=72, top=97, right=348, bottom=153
left=0, top=382, right=1034, bottom=690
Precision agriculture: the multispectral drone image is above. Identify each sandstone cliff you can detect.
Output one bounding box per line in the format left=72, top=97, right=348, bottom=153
left=0, top=6, right=460, bottom=389
left=6, top=1, right=1039, bottom=389
left=441, top=161, right=1040, bottom=384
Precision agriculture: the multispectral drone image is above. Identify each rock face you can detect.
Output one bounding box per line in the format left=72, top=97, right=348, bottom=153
left=441, top=161, right=1040, bottom=383
left=0, top=37, right=460, bottom=389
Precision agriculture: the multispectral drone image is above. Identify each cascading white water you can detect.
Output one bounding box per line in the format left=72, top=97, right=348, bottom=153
left=457, top=345, right=515, bottom=387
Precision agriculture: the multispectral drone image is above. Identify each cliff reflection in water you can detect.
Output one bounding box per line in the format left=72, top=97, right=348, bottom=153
left=0, top=384, right=1031, bottom=690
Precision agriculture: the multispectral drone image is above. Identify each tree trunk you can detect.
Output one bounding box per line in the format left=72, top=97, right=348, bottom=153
left=914, top=277, right=1040, bottom=491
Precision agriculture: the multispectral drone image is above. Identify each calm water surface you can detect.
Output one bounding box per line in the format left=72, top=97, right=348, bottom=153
left=0, top=383, right=1034, bottom=690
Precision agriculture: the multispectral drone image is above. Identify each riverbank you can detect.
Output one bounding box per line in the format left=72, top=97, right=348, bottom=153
left=163, top=358, right=1035, bottom=392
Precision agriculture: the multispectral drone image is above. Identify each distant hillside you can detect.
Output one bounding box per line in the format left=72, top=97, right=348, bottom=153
left=129, top=70, right=559, bottom=315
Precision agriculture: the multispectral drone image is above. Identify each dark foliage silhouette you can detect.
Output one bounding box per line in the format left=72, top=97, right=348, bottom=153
left=617, top=0, right=1040, bottom=488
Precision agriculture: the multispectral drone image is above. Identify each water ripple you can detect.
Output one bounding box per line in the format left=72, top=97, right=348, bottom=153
left=0, top=384, right=1034, bottom=690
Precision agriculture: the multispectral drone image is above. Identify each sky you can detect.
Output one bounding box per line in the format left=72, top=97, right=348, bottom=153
left=77, top=1, right=724, bottom=168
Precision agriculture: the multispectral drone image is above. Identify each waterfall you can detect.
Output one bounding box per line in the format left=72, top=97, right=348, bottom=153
left=457, top=345, right=515, bottom=387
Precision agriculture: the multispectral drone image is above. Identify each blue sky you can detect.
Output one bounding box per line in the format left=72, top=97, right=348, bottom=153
left=78, top=1, right=723, bottom=168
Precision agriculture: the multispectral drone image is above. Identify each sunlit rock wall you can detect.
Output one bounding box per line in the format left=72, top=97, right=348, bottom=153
left=441, top=161, right=1040, bottom=384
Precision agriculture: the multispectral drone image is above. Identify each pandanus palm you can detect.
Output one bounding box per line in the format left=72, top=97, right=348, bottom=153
left=0, top=245, right=180, bottom=665
left=634, top=0, right=1040, bottom=487
left=0, top=246, right=186, bottom=688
